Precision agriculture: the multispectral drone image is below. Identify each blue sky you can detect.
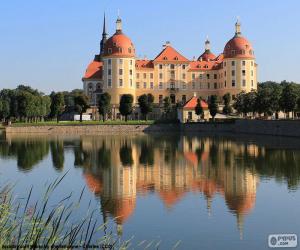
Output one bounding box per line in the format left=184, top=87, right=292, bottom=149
left=0, top=0, right=299, bottom=94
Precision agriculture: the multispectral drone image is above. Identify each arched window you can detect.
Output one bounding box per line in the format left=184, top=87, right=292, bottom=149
left=118, top=47, right=123, bottom=53
left=163, top=56, right=167, bottom=60
left=174, top=56, right=178, bottom=60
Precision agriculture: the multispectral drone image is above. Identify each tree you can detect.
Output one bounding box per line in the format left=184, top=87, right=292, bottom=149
left=0, top=96, right=10, bottom=122
left=280, top=84, right=298, bottom=118
left=138, top=93, right=154, bottom=120
left=244, top=91, right=257, bottom=117
left=50, top=92, right=65, bottom=123
left=208, top=95, right=218, bottom=121
left=119, top=94, right=133, bottom=121
left=195, top=98, right=203, bottom=120
left=163, top=96, right=171, bottom=117
left=222, top=93, right=232, bottom=115
left=74, top=94, right=90, bottom=122
left=98, top=92, right=111, bottom=122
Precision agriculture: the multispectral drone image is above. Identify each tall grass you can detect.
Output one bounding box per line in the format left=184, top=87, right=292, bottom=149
left=0, top=174, right=132, bottom=249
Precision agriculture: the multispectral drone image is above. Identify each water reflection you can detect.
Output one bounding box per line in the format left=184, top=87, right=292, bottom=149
left=1, top=132, right=300, bottom=238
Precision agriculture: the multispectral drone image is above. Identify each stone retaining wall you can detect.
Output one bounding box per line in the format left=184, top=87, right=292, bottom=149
left=4, top=120, right=300, bottom=137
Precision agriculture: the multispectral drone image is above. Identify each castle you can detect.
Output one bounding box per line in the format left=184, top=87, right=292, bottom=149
left=83, top=15, right=257, bottom=119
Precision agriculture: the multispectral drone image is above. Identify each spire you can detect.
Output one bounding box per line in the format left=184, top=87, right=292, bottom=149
left=235, top=17, right=242, bottom=37
left=99, top=12, right=108, bottom=61
left=116, top=11, right=122, bottom=33
left=205, top=36, right=211, bottom=52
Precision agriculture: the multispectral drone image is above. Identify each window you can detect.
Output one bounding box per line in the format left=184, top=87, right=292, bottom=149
left=232, top=80, right=236, bottom=87
left=159, top=82, right=163, bottom=89
left=130, top=79, right=133, bottom=87
left=182, top=73, right=186, bottom=79
left=136, top=82, right=140, bottom=89
left=182, top=95, right=186, bottom=103
left=128, top=48, right=132, bottom=53
left=199, top=74, right=203, bottom=79
left=170, top=64, right=175, bottom=69
left=251, top=61, right=254, bottom=66
left=119, top=79, right=123, bottom=87
left=143, top=82, right=147, bottom=89
left=232, top=70, right=235, bottom=76
left=150, top=73, right=153, bottom=79
left=130, top=60, right=133, bottom=65
left=242, top=61, right=246, bottom=66
left=182, top=83, right=186, bottom=89
left=159, top=64, right=163, bottom=69
left=242, top=70, right=246, bottom=76
left=108, top=48, right=112, bottom=54
left=192, top=82, right=195, bottom=89
left=242, top=80, right=246, bottom=87
left=150, top=82, right=154, bottom=89
left=225, top=81, right=227, bottom=87
left=224, top=62, right=227, bottom=67
left=192, top=73, right=195, bottom=80
left=163, top=56, right=167, bottom=60
left=214, top=74, right=217, bottom=79
left=108, top=79, right=112, bottom=87
left=231, top=61, right=235, bottom=66
left=224, top=71, right=227, bottom=77
left=143, top=73, right=147, bottom=79
left=251, top=70, right=254, bottom=76
left=119, top=69, right=123, bottom=75
left=159, top=73, right=163, bottom=79
left=206, top=74, right=210, bottom=79
left=159, top=95, right=163, bottom=104
left=170, top=70, right=175, bottom=78
left=108, top=59, right=111, bottom=65
left=208, top=82, right=210, bottom=89
left=182, top=65, right=186, bottom=70
left=119, top=59, right=123, bottom=64
left=136, top=73, right=140, bottom=78
left=118, top=47, right=123, bottom=53
left=108, top=69, right=111, bottom=75
left=214, top=82, right=217, bottom=89
left=251, top=80, right=254, bottom=87
left=129, top=69, right=133, bottom=75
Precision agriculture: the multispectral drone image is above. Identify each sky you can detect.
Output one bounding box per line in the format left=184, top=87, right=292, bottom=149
left=0, top=0, right=299, bottom=94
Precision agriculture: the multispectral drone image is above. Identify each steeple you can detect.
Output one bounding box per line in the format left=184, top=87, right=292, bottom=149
left=116, top=12, right=122, bottom=33
left=235, top=17, right=242, bottom=37
left=99, top=13, right=108, bottom=60
left=205, top=36, right=211, bottom=52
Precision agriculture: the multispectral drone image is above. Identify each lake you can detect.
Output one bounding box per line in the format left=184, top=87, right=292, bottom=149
left=1, top=131, right=300, bottom=249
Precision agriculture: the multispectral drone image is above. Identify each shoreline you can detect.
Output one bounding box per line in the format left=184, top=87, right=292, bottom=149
left=3, top=120, right=300, bottom=138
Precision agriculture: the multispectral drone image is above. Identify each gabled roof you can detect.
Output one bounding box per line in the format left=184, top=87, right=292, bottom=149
left=183, top=96, right=208, bottom=109
left=153, top=45, right=189, bottom=62
left=83, top=60, right=103, bottom=80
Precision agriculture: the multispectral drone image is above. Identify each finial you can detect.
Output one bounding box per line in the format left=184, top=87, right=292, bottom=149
left=116, top=11, right=122, bottom=32
left=205, top=36, right=210, bottom=52
left=235, top=17, right=241, bottom=36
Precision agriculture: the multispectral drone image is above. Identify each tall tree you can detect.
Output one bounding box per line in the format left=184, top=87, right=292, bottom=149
left=119, top=94, right=133, bottom=122
left=195, top=98, right=204, bottom=120
left=163, top=96, right=171, bottom=117
left=208, top=95, right=218, bottom=121
left=50, top=92, right=65, bottom=123
left=222, top=93, right=232, bottom=115
left=138, top=93, right=154, bottom=120
left=280, top=84, right=298, bottom=118
left=98, top=92, right=111, bottom=122
left=74, top=94, right=90, bottom=122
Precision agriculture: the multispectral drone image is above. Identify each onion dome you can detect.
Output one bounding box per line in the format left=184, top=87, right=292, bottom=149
left=198, top=38, right=216, bottom=61
left=223, top=20, right=254, bottom=59
left=103, top=16, right=135, bottom=57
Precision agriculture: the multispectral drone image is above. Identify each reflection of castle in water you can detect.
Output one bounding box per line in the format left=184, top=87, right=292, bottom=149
left=80, top=135, right=259, bottom=237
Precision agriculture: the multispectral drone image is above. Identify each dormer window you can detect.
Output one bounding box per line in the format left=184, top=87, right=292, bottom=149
left=128, top=47, right=132, bottom=53
left=118, top=47, right=122, bottom=53
left=108, top=48, right=112, bottom=54
left=231, top=50, right=236, bottom=55
left=113, top=42, right=117, bottom=46
left=163, top=56, right=167, bottom=60
left=249, top=50, right=252, bottom=55
left=174, top=56, right=178, bottom=60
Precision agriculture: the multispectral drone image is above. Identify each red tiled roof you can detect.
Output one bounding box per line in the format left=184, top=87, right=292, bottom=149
left=153, top=45, right=189, bottom=62
left=135, top=60, right=154, bottom=69
left=197, top=51, right=216, bottom=62
left=183, top=96, right=208, bottom=109
left=224, top=36, right=254, bottom=59
left=104, top=32, right=135, bottom=57
left=83, top=61, right=102, bottom=80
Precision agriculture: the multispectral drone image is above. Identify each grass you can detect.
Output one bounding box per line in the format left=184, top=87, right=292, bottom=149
left=9, top=120, right=155, bottom=127
left=0, top=174, right=132, bottom=249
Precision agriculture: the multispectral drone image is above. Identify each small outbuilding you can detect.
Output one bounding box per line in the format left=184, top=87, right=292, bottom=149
left=177, top=96, right=210, bottom=123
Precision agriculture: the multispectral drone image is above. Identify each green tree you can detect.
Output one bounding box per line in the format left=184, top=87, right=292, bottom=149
left=222, top=93, right=232, bottom=115
left=163, top=96, right=171, bottom=117
left=138, top=93, right=154, bottom=120
left=244, top=91, right=257, bottom=117
left=0, top=95, right=10, bottom=122
left=50, top=92, right=65, bottom=123
left=280, top=84, right=298, bottom=118
left=195, top=98, right=204, bottom=120
left=98, top=92, right=111, bottom=122
left=74, top=94, right=90, bottom=122
left=208, top=95, right=218, bottom=121
left=119, top=94, right=133, bottom=122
